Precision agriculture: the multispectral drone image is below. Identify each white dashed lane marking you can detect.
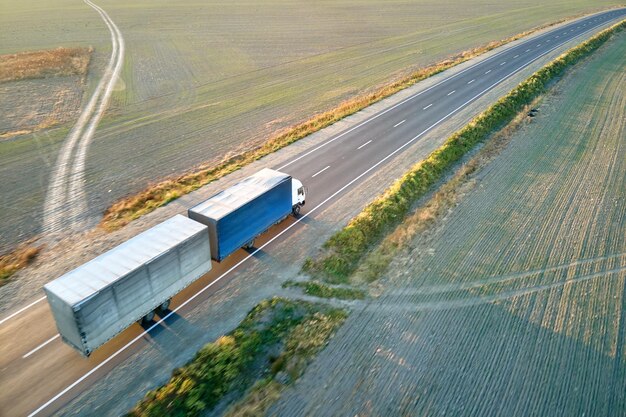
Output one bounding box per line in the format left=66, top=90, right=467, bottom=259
left=357, top=140, right=372, bottom=150
left=22, top=335, right=60, bottom=359
left=312, top=166, right=331, bottom=178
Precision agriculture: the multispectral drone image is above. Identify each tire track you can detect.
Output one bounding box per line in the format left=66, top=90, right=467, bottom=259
left=272, top=30, right=626, bottom=417
left=43, top=0, right=124, bottom=234
left=386, top=252, right=626, bottom=296
left=380, top=266, right=626, bottom=313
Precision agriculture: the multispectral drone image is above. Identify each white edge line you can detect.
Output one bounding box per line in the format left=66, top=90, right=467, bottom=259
left=2, top=10, right=615, bottom=329
left=311, top=166, right=330, bottom=178
left=22, top=334, right=60, bottom=359
left=0, top=296, right=46, bottom=327
left=393, top=120, right=406, bottom=128
left=357, top=140, right=372, bottom=150
left=29, top=17, right=619, bottom=416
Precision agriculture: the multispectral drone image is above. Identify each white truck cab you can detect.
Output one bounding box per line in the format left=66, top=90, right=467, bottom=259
left=291, top=178, right=306, bottom=215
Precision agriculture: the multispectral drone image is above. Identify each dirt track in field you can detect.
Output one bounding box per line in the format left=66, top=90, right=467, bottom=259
left=271, top=32, right=626, bottom=417
left=43, top=0, right=124, bottom=236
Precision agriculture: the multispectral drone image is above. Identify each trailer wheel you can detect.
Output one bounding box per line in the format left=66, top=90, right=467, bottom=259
left=243, top=239, right=255, bottom=249
left=292, top=204, right=301, bottom=216
left=140, top=310, right=155, bottom=326
left=157, top=299, right=171, bottom=314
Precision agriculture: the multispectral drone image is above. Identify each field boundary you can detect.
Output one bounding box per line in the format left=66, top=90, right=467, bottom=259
left=0, top=47, right=92, bottom=83
left=303, top=19, right=626, bottom=283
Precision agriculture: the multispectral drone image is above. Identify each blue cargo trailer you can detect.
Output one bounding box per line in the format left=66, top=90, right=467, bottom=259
left=188, top=168, right=305, bottom=261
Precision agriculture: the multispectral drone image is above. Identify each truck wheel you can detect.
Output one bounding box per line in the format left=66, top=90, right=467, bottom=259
left=157, top=299, right=171, bottom=314
left=292, top=204, right=301, bottom=216
left=140, top=310, right=155, bottom=326
left=244, top=239, right=255, bottom=249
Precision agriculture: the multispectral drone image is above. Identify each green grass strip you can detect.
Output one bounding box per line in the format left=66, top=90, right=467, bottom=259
left=128, top=297, right=346, bottom=417
left=304, top=19, right=626, bottom=284
left=283, top=280, right=366, bottom=300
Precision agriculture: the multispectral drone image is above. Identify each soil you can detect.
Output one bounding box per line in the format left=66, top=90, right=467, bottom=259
left=270, top=31, right=626, bottom=417
left=0, top=77, right=84, bottom=140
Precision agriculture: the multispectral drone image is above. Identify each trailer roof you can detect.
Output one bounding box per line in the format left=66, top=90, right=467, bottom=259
left=190, top=168, right=291, bottom=220
left=44, top=215, right=208, bottom=306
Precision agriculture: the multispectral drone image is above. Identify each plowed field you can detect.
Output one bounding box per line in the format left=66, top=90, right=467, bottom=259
left=271, top=31, right=626, bottom=417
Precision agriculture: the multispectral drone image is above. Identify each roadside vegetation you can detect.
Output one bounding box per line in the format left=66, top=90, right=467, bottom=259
left=303, top=19, right=626, bottom=285
left=282, top=280, right=366, bottom=300
left=0, top=47, right=92, bottom=83
left=0, top=244, right=41, bottom=285
left=100, top=18, right=573, bottom=232
left=269, top=27, right=626, bottom=417
left=351, top=99, right=541, bottom=286
left=128, top=298, right=347, bottom=417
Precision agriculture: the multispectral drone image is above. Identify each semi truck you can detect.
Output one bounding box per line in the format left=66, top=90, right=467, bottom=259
left=45, top=169, right=306, bottom=355
left=44, top=215, right=212, bottom=356
left=188, top=168, right=306, bottom=261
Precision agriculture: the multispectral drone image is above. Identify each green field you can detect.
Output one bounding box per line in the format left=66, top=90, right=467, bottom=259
left=271, top=30, right=626, bottom=416
left=0, top=0, right=622, bottom=252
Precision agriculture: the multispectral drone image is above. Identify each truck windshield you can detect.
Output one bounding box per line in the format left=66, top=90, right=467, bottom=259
left=298, top=187, right=304, bottom=196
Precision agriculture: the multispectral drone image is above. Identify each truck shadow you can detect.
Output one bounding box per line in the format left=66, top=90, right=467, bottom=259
left=140, top=310, right=201, bottom=359
left=244, top=246, right=268, bottom=259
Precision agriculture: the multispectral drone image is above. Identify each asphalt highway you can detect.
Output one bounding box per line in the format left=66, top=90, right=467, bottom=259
left=0, top=8, right=624, bottom=417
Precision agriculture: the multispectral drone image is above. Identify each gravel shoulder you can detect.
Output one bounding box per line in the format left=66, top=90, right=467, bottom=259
left=270, top=31, right=626, bottom=417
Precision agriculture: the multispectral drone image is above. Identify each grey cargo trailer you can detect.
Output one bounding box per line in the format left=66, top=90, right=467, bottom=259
left=44, top=215, right=212, bottom=356
left=188, top=168, right=293, bottom=261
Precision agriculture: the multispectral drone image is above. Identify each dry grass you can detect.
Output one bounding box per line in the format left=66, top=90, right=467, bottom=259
left=99, top=21, right=562, bottom=232
left=0, top=113, right=62, bottom=140
left=0, top=244, right=42, bottom=284
left=0, top=47, right=92, bottom=83
left=303, top=19, right=626, bottom=283
left=352, top=100, right=541, bottom=285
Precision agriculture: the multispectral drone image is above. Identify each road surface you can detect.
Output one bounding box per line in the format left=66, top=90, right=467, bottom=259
left=0, top=8, right=624, bottom=417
